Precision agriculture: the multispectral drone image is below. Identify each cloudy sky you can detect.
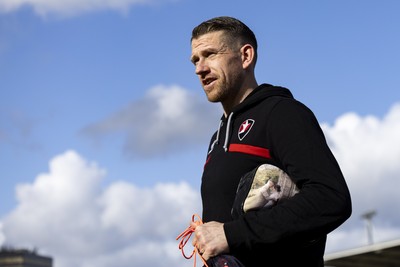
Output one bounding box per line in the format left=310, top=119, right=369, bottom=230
left=1, top=0, right=400, bottom=266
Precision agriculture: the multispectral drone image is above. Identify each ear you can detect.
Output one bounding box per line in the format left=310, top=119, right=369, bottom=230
left=240, top=44, right=255, bottom=69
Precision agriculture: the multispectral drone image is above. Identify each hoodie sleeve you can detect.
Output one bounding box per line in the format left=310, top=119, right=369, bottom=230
left=224, top=98, right=352, bottom=252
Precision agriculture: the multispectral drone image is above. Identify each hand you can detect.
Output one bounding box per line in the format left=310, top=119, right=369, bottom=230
left=192, top=221, right=230, bottom=260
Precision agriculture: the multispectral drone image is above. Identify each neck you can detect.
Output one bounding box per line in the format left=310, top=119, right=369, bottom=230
left=222, top=79, right=258, bottom=116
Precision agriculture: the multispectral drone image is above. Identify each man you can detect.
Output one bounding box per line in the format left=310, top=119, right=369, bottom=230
left=190, top=16, right=352, bottom=266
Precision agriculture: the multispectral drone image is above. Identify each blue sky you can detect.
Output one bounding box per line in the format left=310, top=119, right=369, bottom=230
left=1, top=1, right=400, bottom=267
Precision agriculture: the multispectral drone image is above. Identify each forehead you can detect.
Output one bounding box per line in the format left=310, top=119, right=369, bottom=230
left=191, top=31, right=228, bottom=53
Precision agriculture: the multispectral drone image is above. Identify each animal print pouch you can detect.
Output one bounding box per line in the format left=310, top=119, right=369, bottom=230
left=231, top=164, right=299, bottom=219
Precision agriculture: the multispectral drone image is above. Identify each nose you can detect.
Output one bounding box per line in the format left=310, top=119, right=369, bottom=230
left=195, top=60, right=209, bottom=76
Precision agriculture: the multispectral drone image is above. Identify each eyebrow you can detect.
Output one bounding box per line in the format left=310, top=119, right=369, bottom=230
left=190, top=45, right=227, bottom=64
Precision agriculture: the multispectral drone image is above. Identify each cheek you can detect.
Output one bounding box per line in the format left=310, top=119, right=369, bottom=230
left=224, top=64, right=242, bottom=82
left=225, top=57, right=243, bottom=75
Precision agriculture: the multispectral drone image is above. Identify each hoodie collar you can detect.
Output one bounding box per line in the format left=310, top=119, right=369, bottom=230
left=212, top=84, right=293, bottom=153
left=231, top=83, right=293, bottom=114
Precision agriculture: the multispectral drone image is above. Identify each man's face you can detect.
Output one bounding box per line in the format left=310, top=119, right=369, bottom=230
left=191, top=31, right=244, bottom=104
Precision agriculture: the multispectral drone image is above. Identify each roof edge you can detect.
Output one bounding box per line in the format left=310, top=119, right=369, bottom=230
left=324, top=238, right=400, bottom=261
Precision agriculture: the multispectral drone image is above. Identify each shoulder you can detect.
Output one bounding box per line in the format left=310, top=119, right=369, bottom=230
left=268, top=97, right=318, bottom=124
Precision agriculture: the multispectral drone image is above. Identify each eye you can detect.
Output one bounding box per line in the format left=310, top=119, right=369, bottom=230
left=205, top=51, right=215, bottom=58
left=190, top=56, right=199, bottom=66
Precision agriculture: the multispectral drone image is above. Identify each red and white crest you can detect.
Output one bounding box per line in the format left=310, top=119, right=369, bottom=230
left=238, top=119, right=255, bottom=141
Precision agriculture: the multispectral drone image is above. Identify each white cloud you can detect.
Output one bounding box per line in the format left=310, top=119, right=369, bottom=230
left=322, top=102, right=400, bottom=252
left=1, top=150, right=201, bottom=267
left=3, top=102, right=400, bottom=264
left=0, top=0, right=178, bottom=17
left=82, top=84, right=220, bottom=158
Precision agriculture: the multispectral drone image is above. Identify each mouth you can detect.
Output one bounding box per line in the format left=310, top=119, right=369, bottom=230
left=202, top=77, right=216, bottom=87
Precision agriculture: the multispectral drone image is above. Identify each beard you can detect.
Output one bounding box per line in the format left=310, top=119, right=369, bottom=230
left=203, top=75, right=242, bottom=105
left=204, top=84, right=227, bottom=103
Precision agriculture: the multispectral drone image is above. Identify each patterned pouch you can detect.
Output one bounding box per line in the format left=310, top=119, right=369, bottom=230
left=206, top=254, right=246, bottom=267
left=231, top=164, right=299, bottom=219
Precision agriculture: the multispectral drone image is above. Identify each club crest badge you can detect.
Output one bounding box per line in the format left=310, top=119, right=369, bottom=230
left=238, top=119, right=255, bottom=141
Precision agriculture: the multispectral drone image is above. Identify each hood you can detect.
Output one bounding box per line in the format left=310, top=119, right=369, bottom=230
left=211, top=84, right=293, bottom=153
left=232, top=83, right=293, bottom=114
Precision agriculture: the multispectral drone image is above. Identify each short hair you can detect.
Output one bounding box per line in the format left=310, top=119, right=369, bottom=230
left=191, top=16, right=258, bottom=61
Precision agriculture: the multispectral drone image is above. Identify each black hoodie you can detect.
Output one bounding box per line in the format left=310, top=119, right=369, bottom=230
left=201, top=83, right=351, bottom=266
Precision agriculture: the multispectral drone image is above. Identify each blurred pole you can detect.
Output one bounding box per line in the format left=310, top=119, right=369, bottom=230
left=361, top=210, right=376, bottom=245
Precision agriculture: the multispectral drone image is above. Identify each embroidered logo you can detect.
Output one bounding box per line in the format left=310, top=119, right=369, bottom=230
left=238, top=119, right=255, bottom=141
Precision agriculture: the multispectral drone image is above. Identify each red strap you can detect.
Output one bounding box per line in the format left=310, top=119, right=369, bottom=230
left=229, top=143, right=271, bottom=159
left=176, top=214, right=209, bottom=267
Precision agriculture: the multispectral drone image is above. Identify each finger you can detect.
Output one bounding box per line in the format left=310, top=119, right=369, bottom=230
left=192, top=226, right=201, bottom=246
left=193, top=235, right=203, bottom=249
left=201, top=250, right=211, bottom=261
left=197, top=247, right=204, bottom=255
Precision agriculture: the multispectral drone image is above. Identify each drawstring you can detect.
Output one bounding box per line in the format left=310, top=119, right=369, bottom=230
left=223, top=112, right=234, bottom=152
left=209, top=112, right=234, bottom=154
left=208, top=120, right=223, bottom=155
left=176, top=214, right=209, bottom=267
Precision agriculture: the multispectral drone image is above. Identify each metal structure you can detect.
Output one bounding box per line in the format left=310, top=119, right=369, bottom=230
left=324, top=238, right=400, bottom=267
left=0, top=248, right=52, bottom=267
left=361, top=210, right=377, bottom=245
